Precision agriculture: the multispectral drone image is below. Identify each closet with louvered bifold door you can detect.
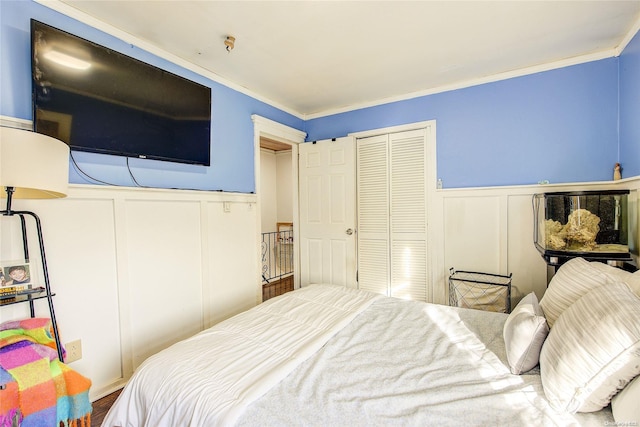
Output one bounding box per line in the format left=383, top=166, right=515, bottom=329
left=356, top=128, right=428, bottom=301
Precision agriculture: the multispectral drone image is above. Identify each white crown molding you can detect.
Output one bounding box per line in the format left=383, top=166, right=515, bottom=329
left=33, top=0, right=305, bottom=120
left=305, top=49, right=616, bottom=120
left=615, top=14, right=640, bottom=56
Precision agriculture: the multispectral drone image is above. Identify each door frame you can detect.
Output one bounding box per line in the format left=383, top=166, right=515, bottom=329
left=252, top=115, right=307, bottom=302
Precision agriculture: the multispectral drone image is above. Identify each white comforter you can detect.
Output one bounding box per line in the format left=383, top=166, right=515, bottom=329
left=236, top=291, right=613, bottom=426
left=102, top=284, right=381, bottom=427
left=104, top=284, right=614, bottom=426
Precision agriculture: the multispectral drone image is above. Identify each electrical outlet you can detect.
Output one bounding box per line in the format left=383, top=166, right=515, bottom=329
left=65, top=339, right=82, bottom=363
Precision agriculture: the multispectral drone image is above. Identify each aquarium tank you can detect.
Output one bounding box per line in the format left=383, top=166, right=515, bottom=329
left=533, top=190, right=631, bottom=265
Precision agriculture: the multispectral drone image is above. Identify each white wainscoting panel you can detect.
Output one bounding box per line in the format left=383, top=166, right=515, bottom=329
left=124, top=199, right=205, bottom=369
left=45, top=197, right=122, bottom=394
left=443, top=195, right=504, bottom=275
left=206, top=200, right=259, bottom=326
left=506, top=194, right=549, bottom=301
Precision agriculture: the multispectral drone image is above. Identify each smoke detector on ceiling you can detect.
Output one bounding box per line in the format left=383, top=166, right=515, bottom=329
left=224, top=36, right=235, bottom=52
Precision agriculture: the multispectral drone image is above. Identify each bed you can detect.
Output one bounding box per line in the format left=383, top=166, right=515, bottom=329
left=102, top=258, right=640, bottom=427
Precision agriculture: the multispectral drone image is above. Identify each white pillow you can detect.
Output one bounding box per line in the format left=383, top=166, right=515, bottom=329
left=540, top=282, right=640, bottom=413
left=590, top=261, right=640, bottom=297
left=539, top=257, right=615, bottom=327
left=503, top=292, right=549, bottom=374
left=612, top=374, right=640, bottom=424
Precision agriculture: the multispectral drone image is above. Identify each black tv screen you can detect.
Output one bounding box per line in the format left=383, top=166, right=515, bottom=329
left=31, top=20, right=212, bottom=166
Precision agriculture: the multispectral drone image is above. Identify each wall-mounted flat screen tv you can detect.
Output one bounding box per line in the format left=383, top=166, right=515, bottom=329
left=31, top=20, right=212, bottom=166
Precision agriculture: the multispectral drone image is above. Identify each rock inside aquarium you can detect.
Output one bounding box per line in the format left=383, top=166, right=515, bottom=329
left=565, top=209, right=600, bottom=250
left=545, top=219, right=567, bottom=250
left=545, top=209, right=601, bottom=251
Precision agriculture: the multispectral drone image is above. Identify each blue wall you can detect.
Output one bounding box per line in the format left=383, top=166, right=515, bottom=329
left=1, top=1, right=637, bottom=191
left=620, top=30, right=640, bottom=179
left=306, top=60, right=621, bottom=188
left=0, top=1, right=304, bottom=193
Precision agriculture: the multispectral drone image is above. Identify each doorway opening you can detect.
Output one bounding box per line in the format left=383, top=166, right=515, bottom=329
left=259, top=136, right=296, bottom=301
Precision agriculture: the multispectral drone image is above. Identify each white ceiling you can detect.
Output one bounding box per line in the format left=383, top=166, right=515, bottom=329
left=52, top=1, right=640, bottom=118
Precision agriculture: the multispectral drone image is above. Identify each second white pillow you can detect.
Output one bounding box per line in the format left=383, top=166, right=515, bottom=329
left=503, top=292, right=549, bottom=374
left=539, top=257, right=615, bottom=327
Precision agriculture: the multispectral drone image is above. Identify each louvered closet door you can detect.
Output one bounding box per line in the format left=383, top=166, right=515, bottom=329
left=389, top=129, right=427, bottom=301
left=356, top=135, right=389, bottom=295
left=356, top=129, right=428, bottom=301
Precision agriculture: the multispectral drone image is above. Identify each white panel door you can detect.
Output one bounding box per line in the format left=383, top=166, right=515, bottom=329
left=299, top=138, right=356, bottom=287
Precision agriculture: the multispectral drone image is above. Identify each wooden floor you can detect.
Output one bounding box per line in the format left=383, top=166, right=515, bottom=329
left=92, top=388, right=122, bottom=426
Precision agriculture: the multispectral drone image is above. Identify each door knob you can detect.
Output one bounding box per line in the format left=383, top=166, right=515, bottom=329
left=346, top=228, right=354, bottom=235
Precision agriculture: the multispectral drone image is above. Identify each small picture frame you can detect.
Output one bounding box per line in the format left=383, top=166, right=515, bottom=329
left=1, top=261, right=33, bottom=288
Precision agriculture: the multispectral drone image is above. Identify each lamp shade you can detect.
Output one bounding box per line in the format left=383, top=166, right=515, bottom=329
left=0, top=127, right=70, bottom=199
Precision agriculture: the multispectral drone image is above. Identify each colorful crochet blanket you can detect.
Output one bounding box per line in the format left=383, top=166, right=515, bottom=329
left=0, top=318, right=92, bottom=427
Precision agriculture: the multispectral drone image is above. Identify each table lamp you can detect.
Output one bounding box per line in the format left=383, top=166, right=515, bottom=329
left=0, top=126, right=70, bottom=361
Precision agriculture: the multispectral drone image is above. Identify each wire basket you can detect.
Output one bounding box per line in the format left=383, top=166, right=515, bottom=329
left=448, top=268, right=512, bottom=313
